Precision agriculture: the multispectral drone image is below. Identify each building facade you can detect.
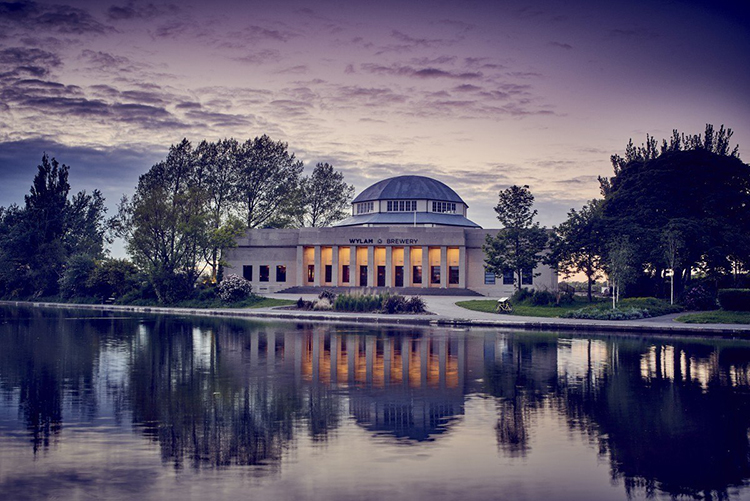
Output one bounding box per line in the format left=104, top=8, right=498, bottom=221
left=225, top=175, right=557, bottom=296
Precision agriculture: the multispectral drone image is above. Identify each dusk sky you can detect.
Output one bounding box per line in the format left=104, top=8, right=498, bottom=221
left=1, top=0, right=749, bottom=237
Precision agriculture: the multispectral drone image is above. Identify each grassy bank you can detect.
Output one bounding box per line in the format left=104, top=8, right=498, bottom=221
left=456, top=297, right=681, bottom=319
left=676, top=311, right=750, bottom=324
left=455, top=297, right=594, bottom=318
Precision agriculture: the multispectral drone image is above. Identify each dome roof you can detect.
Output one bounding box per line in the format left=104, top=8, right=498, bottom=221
left=352, top=175, right=465, bottom=204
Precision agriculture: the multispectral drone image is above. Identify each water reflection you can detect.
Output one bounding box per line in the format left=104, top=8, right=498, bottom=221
left=1, top=306, right=750, bottom=499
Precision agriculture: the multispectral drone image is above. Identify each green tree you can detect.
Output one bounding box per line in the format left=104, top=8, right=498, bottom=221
left=599, top=125, right=749, bottom=296
left=86, top=258, right=140, bottom=302
left=196, top=139, right=245, bottom=281
left=606, top=237, right=637, bottom=308
left=238, top=135, right=303, bottom=229
left=550, top=199, right=605, bottom=302
left=117, top=139, right=210, bottom=303
left=299, top=162, right=354, bottom=227
left=0, top=154, right=109, bottom=298
left=483, top=185, right=548, bottom=291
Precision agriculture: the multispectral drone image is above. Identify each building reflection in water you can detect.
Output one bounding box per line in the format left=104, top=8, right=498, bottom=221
left=2, top=307, right=750, bottom=500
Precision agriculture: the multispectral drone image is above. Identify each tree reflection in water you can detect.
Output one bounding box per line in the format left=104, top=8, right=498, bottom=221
left=1, top=306, right=750, bottom=499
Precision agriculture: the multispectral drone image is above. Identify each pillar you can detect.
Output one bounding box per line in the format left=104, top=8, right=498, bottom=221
left=421, top=245, right=429, bottom=289
left=404, top=246, right=411, bottom=288
left=367, top=245, right=375, bottom=288
left=385, top=246, right=393, bottom=288
left=349, top=245, right=357, bottom=286
left=296, top=246, right=304, bottom=286
left=458, top=246, right=466, bottom=288
left=313, top=245, right=321, bottom=287
left=332, top=245, right=339, bottom=286
left=440, top=245, right=448, bottom=288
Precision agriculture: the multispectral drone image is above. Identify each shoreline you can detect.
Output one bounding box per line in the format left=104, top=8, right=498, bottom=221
left=2, top=299, right=750, bottom=339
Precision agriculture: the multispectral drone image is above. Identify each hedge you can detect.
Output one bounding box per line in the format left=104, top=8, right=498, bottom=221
left=718, top=289, right=750, bottom=311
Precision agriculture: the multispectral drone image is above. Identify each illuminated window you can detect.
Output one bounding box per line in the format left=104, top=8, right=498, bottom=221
left=308, top=264, right=315, bottom=282
left=449, top=266, right=459, bottom=284
left=276, top=265, right=286, bottom=282
left=431, top=266, right=441, bottom=284
left=413, top=265, right=422, bottom=284
left=259, top=265, right=269, bottom=282
left=484, top=270, right=495, bottom=284
left=387, top=200, right=417, bottom=212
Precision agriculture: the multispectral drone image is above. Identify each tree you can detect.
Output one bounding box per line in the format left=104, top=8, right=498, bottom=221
left=599, top=124, right=749, bottom=297
left=238, top=135, right=303, bottom=229
left=550, top=199, right=605, bottom=302
left=606, top=237, right=637, bottom=309
left=299, top=162, right=354, bottom=227
left=0, top=154, right=109, bottom=298
left=117, top=139, right=210, bottom=303
left=196, top=138, right=245, bottom=281
left=484, top=185, right=548, bottom=291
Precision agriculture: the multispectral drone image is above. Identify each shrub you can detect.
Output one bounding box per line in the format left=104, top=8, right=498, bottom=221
left=682, top=285, right=718, bottom=311
left=382, top=294, right=406, bottom=314
left=718, top=289, right=750, bottom=311
left=87, top=258, right=140, bottom=302
left=59, top=254, right=96, bottom=299
left=217, top=274, right=253, bottom=302
left=562, top=307, right=648, bottom=320
left=296, top=297, right=314, bottom=310
left=530, top=290, right=556, bottom=306
left=511, top=288, right=533, bottom=303
left=406, top=296, right=426, bottom=313
left=313, top=298, right=332, bottom=310
left=318, top=289, right=337, bottom=302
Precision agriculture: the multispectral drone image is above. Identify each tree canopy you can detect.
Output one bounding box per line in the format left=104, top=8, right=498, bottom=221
left=484, top=185, right=548, bottom=291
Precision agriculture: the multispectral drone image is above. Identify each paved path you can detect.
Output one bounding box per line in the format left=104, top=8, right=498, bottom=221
left=261, top=293, right=750, bottom=336
left=3, top=297, right=749, bottom=338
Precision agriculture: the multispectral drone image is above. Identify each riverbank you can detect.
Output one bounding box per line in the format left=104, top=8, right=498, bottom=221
left=3, top=297, right=750, bottom=338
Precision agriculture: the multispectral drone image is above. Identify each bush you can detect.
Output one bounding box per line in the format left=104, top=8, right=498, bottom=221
left=511, top=288, right=533, bottom=303
left=406, top=296, right=426, bottom=313
left=59, top=254, right=96, bottom=299
left=217, top=274, right=253, bottom=302
left=296, top=297, right=314, bottom=310
left=318, top=289, right=337, bottom=302
left=563, top=307, right=648, bottom=320
left=530, top=290, right=556, bottom=306
left=682, top=285, right=718, bottom=311
left=718, top=289, right=750, bottom=311
left=382, top=294, right=406, bottom=314
left=87, top=258, right=140, bottom=302
left=313, top=298, right=332, bottom=310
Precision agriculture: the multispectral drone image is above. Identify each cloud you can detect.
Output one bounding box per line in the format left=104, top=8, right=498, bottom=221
left=0, top=46, right=61, bottom=79
left=0, top=1, right=113, bottom=35
left=549, top=41, right=573, bottom=50
left=106, top=1, right=179, bottom=21
left=233, top=49, right=281, bottom=65
left=361, top=63, right=482, bottom=80
left=80, top=49, right=149, bottom=73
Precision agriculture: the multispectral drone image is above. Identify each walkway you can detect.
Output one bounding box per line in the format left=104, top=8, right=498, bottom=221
left=2, top=296, right=749, bottom=338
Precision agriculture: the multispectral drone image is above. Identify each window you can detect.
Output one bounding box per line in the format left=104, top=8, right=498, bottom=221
left=359, top=266, right=368, bottom=286
left=503, top=269, right=514, bottom=285
left=484, top=270, right=495, bottom=285
left=377, top=266, right=386, bottom=287
left=522, top=268, right=533, bottom=285
left=276, top=265, right=286, bottom=282
left=243, top=265, right=253, bottom=281
left=307, top=264, right=315, bottom=283
left=449, top=266, right=459, bottom=285
left=356, top=201, right=374, bottom=214
left=395, top=266, right=404, bottom=287
left=387, top=200, right=416, bottom=212
left=342, top=265, right=350, bottom=283
left=259, top=265, right=269, bottom=282
left=413, top=265, right=422, bottom=284
left=431, top=201, right=457, bottom=213
left=325, top=265, right=332, bottom=283
left=431, top=265, right=441, bottom=284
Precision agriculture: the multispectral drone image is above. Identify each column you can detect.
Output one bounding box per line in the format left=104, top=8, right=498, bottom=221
left=313, top=245, right=321, bottom=287
left=458, top=246, right=466, bottom=288
left=296, top=246, right=304, bottom=286
left=421, top=245, right=429, bottom=289
left=332, top=245, right=339, bottom=286
left=440, top=245, right=448, bottom=288
left=385, top=246, right=393, bottom=288
left=367, top=246, right=375, bottom=288
left=349, top=245, right=357, bottom=286
left=404, top=246, right=411, bottom=288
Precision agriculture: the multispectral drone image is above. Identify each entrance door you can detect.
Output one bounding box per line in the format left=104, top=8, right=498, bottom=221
left=359, top=265, right=368, bottom=286
left=395, top=266, right=404, bottom=287
left=377, top=266, right=386, bottom=287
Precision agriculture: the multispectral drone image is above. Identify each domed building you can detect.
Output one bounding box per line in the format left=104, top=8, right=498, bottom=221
left=226, top=175, right=557, bottom=296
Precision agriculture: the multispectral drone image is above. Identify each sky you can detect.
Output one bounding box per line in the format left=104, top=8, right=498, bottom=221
left=1, top=0, right=749, bottom=241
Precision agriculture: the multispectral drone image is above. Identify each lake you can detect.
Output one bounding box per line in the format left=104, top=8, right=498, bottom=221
left=1, top=305, right=749, bottom=500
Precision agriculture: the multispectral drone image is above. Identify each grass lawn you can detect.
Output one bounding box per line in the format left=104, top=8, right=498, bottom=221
left=455, top=297, right=598, bottom=318
left=676, top=310, right=750, bottom=324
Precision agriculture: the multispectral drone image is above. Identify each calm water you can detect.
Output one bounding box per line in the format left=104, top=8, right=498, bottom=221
left=1, top=307, right=750, bottom=500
